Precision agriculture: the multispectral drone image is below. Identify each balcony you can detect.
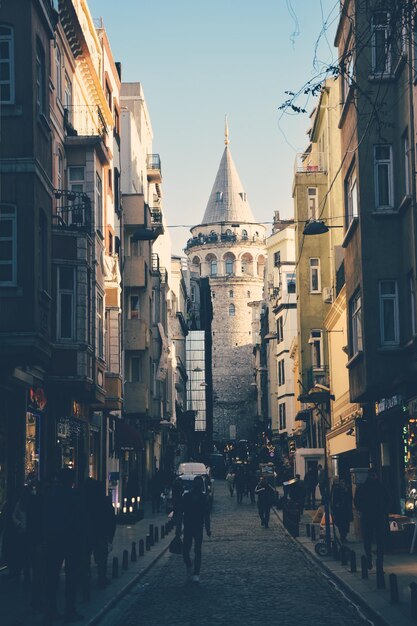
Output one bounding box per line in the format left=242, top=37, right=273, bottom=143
left=307, top=366, right=330, bottom=391
left=294, top=152, right=326, bottom=174
left=64, top=105, right=107, bottom=137
left=124, top=382, right=149, bottom=415
left=184, top=232, right=266, bottom=250
left=147, top=154, right=162, bottom=184
left=124, top=319, right=150, bottom=351
left=52, top=190, right=91, bottom=231
left=124, top=257, right=146, bottom=287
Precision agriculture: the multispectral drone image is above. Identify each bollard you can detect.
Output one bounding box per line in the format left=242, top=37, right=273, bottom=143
left=361, top=555, right=368, bottom=579
left=410, top=582, right=417, bottom=620
left=161, top=525, right=165, bottom=539
left=350, top=550, right=357, bottom=573
left=389, top=573, right=399, bottom=605
left=376, top=558, right=385, bottom=590
left=165, top=522, right=169, bottom=535
left=149, top=524, right=155, bottom=546
left=82, top=576, right=91, bottom=602
left=332, top=541, right=339, bottom=560
left=154, top=527, right=159, bottom=543
left=306, top=523, right=311, bottom=537
left=145, top=535, right=151, bottom=551
left=112, top=556, right=119, bottom=578
left=311, top=525, right=316, bottom=541
left=122, top=549, right=129, bottom=571
left=138, top=538, right=145, bottom=557
left=340, top=546, right=348, bottom=566
left=131, top=541, right=137, bottom=562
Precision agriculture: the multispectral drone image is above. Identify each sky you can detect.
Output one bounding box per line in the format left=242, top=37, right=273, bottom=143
left=88, top=0, right=340, bottom=255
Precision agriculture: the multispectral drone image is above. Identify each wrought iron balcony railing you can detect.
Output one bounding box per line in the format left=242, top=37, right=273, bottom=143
left=64, top=105, right=107, bottom=137
left=52, top=189, right=91, bottom=230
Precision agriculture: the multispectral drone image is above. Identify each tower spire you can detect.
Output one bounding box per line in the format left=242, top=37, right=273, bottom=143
left=224, top=115, right=229, bottom=146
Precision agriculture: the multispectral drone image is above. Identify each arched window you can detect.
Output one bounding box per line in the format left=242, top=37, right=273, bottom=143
left=225, top=258, right=234, bottom=274
left=242, top=229, right=248, bottom=240
left=210, top=259, right=217, bottom=276
left=229, top=303, right=235, bottom=316
left=226, top=229, right=232, bottom=236
left=0, top=25, right=14, bottom=103
left=229, top=290, right=234, bottom=298
left=241, top=259, right=248, bottom=274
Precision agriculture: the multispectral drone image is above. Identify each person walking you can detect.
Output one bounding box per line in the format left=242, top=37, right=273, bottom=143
left=181, top=476, right=211, bottom=583
left=225, top=468, right=235, bottom=497
left=171, top=476, right=184, bottom=536
left=318, top=464, right=326, bottom=504
left=330, top=478, right=351, bottom=542
left=234, top=467, right=245, bottom=504
left=255, top=477, right=275, bottom=528
left=354, top=468, right=389, bottom=569
left=304, top=467, right=318, bottom=509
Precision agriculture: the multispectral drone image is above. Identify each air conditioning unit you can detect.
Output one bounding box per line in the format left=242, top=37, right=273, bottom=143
left=322, top=287, right=333, bottom=303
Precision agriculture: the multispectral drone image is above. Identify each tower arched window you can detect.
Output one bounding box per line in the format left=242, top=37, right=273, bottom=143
left=229, top=290, right=234, bottom=298
left=229, top=303, right=235, bottom=316
left=225, top=258, right=234, bottom=274
left=242, top=229, right=248, bottom=240
left=210, top=259, right=217, bottom=276
left=226, top=229, right=232, bottom=236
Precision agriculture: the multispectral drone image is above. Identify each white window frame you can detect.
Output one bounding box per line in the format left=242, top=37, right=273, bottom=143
left=309, top=258, right=321, bottom=293
left=215, top=191, right=223, bottom=202
left=225, top=258, right=234, bottom=274
left=371, top=11, right=391, bottom=74
left=379, top=280, right=400, bottom=346
left=0, top=204, right=17, bottom=285
left=210, top=259, right=217, bottom=276
left=350, top=291, right=363, bottom=356
left=403, top=132, right=411, bottom=196
left=287, top=272, right=296, bottom=294
left=374, top=144, right=394, bottom=209
left=310, top=329, right=323, bottom=370
left=0, top=25, right=14, bottom=104
left=57, top=266, right=76, bottom=341
left=278, top=359, right=285, bottom=386
left=307, top=187, right=318, bottom=220
left=341, top=43, right=354, bottom=103
left=345, top=165, right=358, bottom=223
left=97, top=293, right=104, bottom=359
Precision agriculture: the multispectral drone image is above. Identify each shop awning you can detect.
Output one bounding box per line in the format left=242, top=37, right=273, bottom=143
left=295, top=409, right=311, bottom=422
left=115, top=420, right=144, bottom=452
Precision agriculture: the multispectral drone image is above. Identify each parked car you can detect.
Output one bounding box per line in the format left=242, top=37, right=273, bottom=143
left=177, top=462, right=209, bottom=476
left=166, top=472, right=214, bottom=512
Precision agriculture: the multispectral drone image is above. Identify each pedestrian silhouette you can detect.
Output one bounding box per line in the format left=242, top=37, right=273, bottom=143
left=255, top=477, right=275, bottom=528
left=354, top=468, right=389, bottom=569
left=181, top=476, right=211, bottom=583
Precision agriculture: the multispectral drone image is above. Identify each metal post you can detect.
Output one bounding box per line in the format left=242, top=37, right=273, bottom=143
left=361, top=555, right=368, bottom=579
left=306, top=523, right=311, bottom=537
left=410, top=582, right=417, bottom=620
left=340, top=546, right=348, bottom=566
left=139, top=539, right=144, bottom=556
left=122, top=549, right=129, bottom=570
left=131, top=541, right=137, bottom=562
left=332, top=540, right=339, bottom=560
left=349, top=550, right=357, bottom=573
left=376, top=558, right=385, bottom=590
left=145, top=535, right=151, bottom=551
left=154, top=527, right=159, bottom=543
left=149, top=524, right=154, bottom=546
left=389, top=573, right=399, bottom=605
left=311, top=525, right=316, bottom=541
left=112, top=556, right=119, bottom=578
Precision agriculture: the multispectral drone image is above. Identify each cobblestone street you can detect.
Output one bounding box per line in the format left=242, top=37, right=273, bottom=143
left=100, top=482, right=371, bottom=626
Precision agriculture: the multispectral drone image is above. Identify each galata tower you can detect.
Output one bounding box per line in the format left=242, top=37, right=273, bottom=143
left=185, top=124, right=266, bottom=442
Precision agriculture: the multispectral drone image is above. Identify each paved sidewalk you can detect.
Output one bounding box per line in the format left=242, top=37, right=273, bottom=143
left=275, top=505, right=417, bottom=626
left=1, top=502, right=173, bottom=626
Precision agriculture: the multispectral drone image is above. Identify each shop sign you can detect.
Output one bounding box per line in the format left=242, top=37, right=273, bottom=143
left=28, top=387, right=47, bottom=412
left=375, top=394, right=403, bottom=416
left=408, top=398, right=417, bottom=419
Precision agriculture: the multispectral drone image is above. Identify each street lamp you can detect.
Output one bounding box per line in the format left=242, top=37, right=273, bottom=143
left=303, top=219, right=344, bottom=236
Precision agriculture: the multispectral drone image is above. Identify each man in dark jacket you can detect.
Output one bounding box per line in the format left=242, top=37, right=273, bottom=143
left=182, top=476, right=211, bottom=583
left=255, top=477, right=275, bottom=528
left=354, top=469, right=389, bottom=569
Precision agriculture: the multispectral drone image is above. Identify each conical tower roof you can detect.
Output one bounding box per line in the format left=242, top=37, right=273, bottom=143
left=201, top=129, right=256, bottom=225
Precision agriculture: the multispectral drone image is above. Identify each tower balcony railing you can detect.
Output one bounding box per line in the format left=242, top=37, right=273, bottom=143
left=185, top=232, right=266, bottom=249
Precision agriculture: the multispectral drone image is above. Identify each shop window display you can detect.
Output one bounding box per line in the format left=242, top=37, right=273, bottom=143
left=403, top=419, right=417, bottom=515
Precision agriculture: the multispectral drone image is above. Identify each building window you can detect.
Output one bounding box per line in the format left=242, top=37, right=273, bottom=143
left=287, top=273, right=296, bottom=294
left=307, top=187, right=318, bottom=220
left=229, top=303, right=235, bottom=316
left=210, top=259, right=217, bottom=276
left=309, top=258, right=321, bottom=293
left=374, top=145, right=393, bottom=209
left=225, top=258, right=234, bottom=274
left=39, top=210, right=47, bottom=291
left=247, top=291, right=251, bottom=298
left=379, top=280, right=399, bottom=345
left=278, top=359, right=285, bottom=386
left=55, top=45, right=62, bottom=101
left=215, top=192, right=223, bottom=202
left=242, top=229, right=248, bottom=240
left=371, top=11, right=391, bottom=74
left=279, top=403, right=286, bottom=430
left=409, top=272, right=416, bottom=337
left=350, top=291, right=362, bottom=356
left=341, top=43, right=354, bottom=103
left=310, top=329, right=323, bottom=369
left=277, top=316, right=284, bottom=342
left=191, top=285, right=196, bottom=302
left=0, top=204, right=17, bottom=285
left=64, top=73, right=72, bottom=123
left=130, top=357, right=141, bottom=382
left=129, top=236, right=141, bottom=257
left=105, top=82, right=112, bottom=111
left=96, top=173, right=103, bottom=233
left=0, top=25, right=14, bottom=103
left=229, top=290, right=234, bottom=298
left=241, top=259, right=248, bottom=274
left=57, top=266, right=75, bottom=340
left=274, top=251, right=281, bottom=267
left=345, top=165, right=358, bottom=224
left=403, top=131, right=411, bottom=196
left=129, top=295, right=140, bottom=319
left=69, top=166, right=84, bottom=194
left=97, top=294, right=104, bottom=358
left=35, top=39, right=46, bottom=114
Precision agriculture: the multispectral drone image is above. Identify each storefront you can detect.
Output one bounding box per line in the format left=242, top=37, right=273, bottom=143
left=25, top=387, right=47, bottom=484
left=56, top=415, right=87, bottom=484
left=403, top=398, right=417, bottom=517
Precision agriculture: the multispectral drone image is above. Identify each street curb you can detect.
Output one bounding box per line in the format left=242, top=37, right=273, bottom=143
left=272, top=508, right=390, bottom=626
left=87, top=542, right=171, bottom=625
